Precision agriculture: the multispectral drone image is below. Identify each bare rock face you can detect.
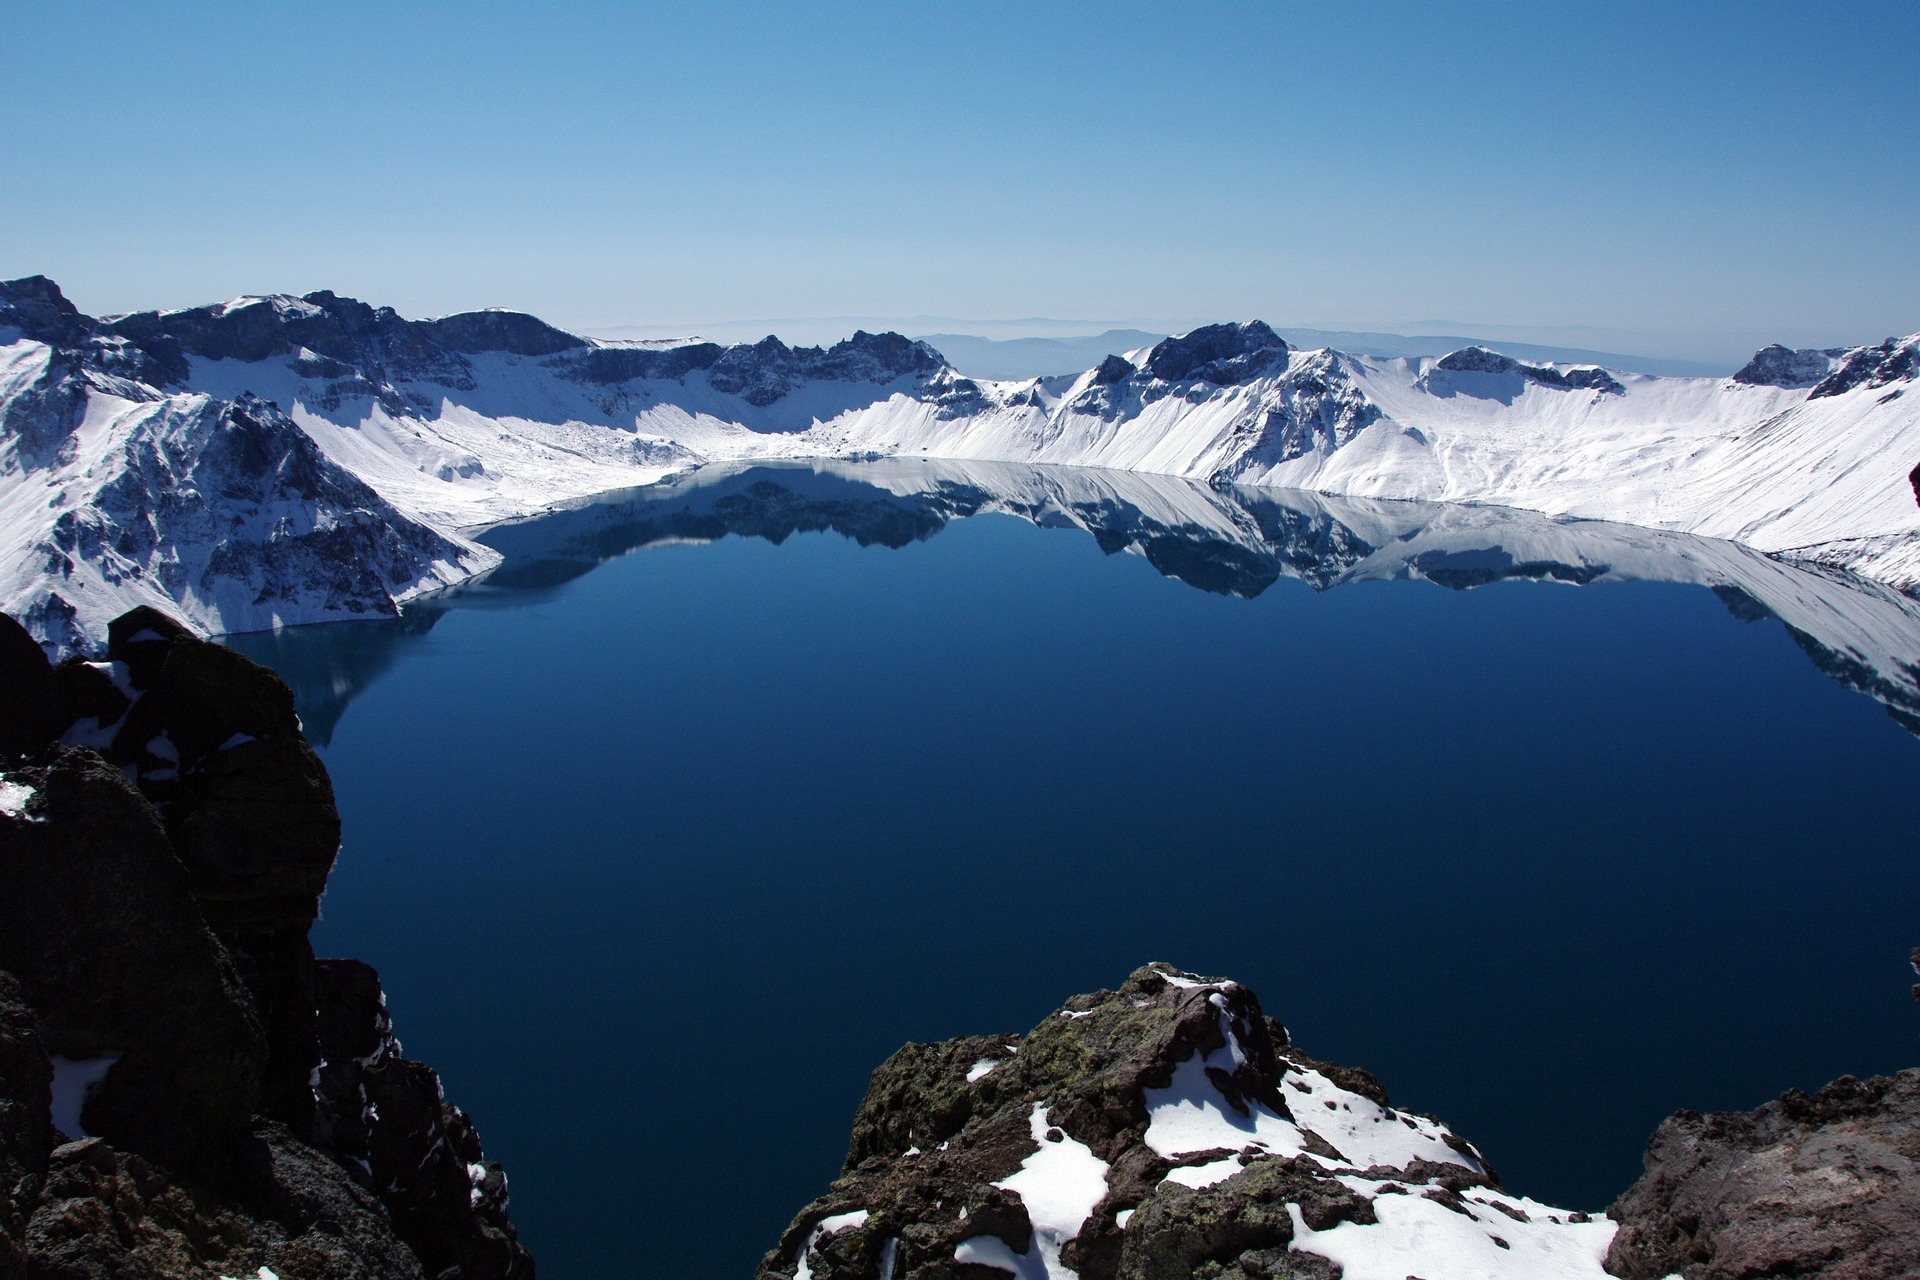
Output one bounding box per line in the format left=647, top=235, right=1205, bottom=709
left=23, top=1127, right=426, bottom=1280
left=61, top=605, right=341, bottom=1136
left=0, top=975, right=52, bottom=1280
left=1605, top=1069, right=1920, bottom=1280
left=1432, top=346, right=1625, bottom=394
left=1809, top=336, right=1920, bottom=399
left=754, top=964, right=1614, bottom=1280
left=0, top=605, right=534, bottom=1279
left=314, top=960, right=532, bottom=1280
left=1730, top=343, right=1845, bottom=389
left=0, top=748, right=266, bottom=1184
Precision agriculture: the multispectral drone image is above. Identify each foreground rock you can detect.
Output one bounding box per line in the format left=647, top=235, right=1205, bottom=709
left=1606, top=1070, right=1920, bottom=1279
left=758, top=964, right=1613, bottom=1280
left=764, top=964, right=1920, bottom=1280
left=0, top=607, right=532, bottom=1279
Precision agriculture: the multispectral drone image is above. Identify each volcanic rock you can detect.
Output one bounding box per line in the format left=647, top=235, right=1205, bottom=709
left=0, top=748, right=265, bottom=1183
left=1731, top=343, right=1845, bottom=388
left=754, top=964, right=1582, bottom=1280
left=1606, top=1069, right=1920, bottom=1279
left=0, top=605, right=534, bottom=1279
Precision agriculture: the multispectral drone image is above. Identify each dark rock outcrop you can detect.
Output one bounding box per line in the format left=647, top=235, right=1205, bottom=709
left=46, top=606, right=341, bottom=1137
left=765, top=961, right=1920, bottom=1280
left=1606, top=1069, right=1920, bottom=1279
left=0, top=621, right=62, bottom=761
left=0, top=975, right=52, bottom=1280
left=1433, top=346, right=1625, bottom=395
left=565, top=342, right=727, bottom=385
left=0, top=606, right=532, bottom=1279
left=1144, top=323, right=1290, bottom=386
left=314, top=961, right=531, bottom=1280
left=1731, top=343, right=1845, bottom=388
left=24, top=1126, right=426, bottom=1280
left=0, top=277, right=91, bottom=349
left=417, top=310, right=586, bottom=358
left=0, top=748, right=266, bottom=1183
left=1809, top=336, right=1920, bottom=399
left=707, top=332, right=944, bottom=408
left=756, top=964, right=1509, bottom=1280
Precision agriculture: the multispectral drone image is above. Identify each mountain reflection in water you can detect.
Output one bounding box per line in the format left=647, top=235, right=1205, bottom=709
left=229, top=459, right=1920, bottom=745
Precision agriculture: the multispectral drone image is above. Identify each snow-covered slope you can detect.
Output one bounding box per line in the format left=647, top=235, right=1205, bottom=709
left=3, top=275, right=1916, bottom=654
left=0, top=280, right=493, bottom=652
left=820, top=325, right=1920, bottom=590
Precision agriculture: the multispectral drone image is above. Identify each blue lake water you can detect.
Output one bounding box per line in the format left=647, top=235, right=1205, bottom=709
left=227, top=461, right=1920, bottom=1280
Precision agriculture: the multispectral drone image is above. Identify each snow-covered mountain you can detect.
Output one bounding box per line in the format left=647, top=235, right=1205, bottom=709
left=0, top=279, right=490, bottom=653
left=3, top=275, right=1916, bottom=654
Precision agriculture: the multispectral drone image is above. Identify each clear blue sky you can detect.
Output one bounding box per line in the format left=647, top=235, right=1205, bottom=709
left=4, top=1, right=1915, bottom=360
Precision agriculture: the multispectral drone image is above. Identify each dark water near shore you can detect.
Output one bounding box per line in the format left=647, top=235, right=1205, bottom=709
left=229, top=462, right=1920, bottom=1280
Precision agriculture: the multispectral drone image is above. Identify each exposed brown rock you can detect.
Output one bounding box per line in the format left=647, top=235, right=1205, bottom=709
left=1606, top=1069, right=1920, bottom=1279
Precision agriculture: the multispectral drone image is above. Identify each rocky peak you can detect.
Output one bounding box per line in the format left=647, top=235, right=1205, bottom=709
left=420, top=308, right=587, bottom=357
left=707, top=330, right=945, bottom=407
left=1144, top=322, right=1290, bottom=385
left=1434, top=346, right=1520, bottom=376
left=759, top=963, right=1521, bottom=1280
left=1433, top=346, right=1624, bottom=395
left=0, top=275, right=90, bottom=347
left=1731, top=343, right=1847, bottom=388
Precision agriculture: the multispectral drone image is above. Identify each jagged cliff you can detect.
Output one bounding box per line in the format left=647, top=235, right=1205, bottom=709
left=0, top=607, right=532, bottom=1280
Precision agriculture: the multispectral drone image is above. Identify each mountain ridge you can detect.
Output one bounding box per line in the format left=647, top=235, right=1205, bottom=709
left=3, top=275, right=1916, bottom=655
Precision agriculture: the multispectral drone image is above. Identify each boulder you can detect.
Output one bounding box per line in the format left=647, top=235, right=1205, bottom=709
left=23, top=1125, right=425, bottom=1280
left=1606, top=1069, right=1920, bottom=1279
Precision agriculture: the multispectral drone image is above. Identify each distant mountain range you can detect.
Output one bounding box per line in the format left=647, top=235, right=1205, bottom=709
left=915, top=329, right=1730, bottom=381
left=2, top=274, right=1915, bottom=657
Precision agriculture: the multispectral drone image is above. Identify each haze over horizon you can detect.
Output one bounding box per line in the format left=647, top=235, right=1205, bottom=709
left=4, top=1, right=1917, bottom=365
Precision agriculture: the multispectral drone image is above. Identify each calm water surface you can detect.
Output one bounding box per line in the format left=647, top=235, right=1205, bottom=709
left=228, top=463, right=1920, bottom=1280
